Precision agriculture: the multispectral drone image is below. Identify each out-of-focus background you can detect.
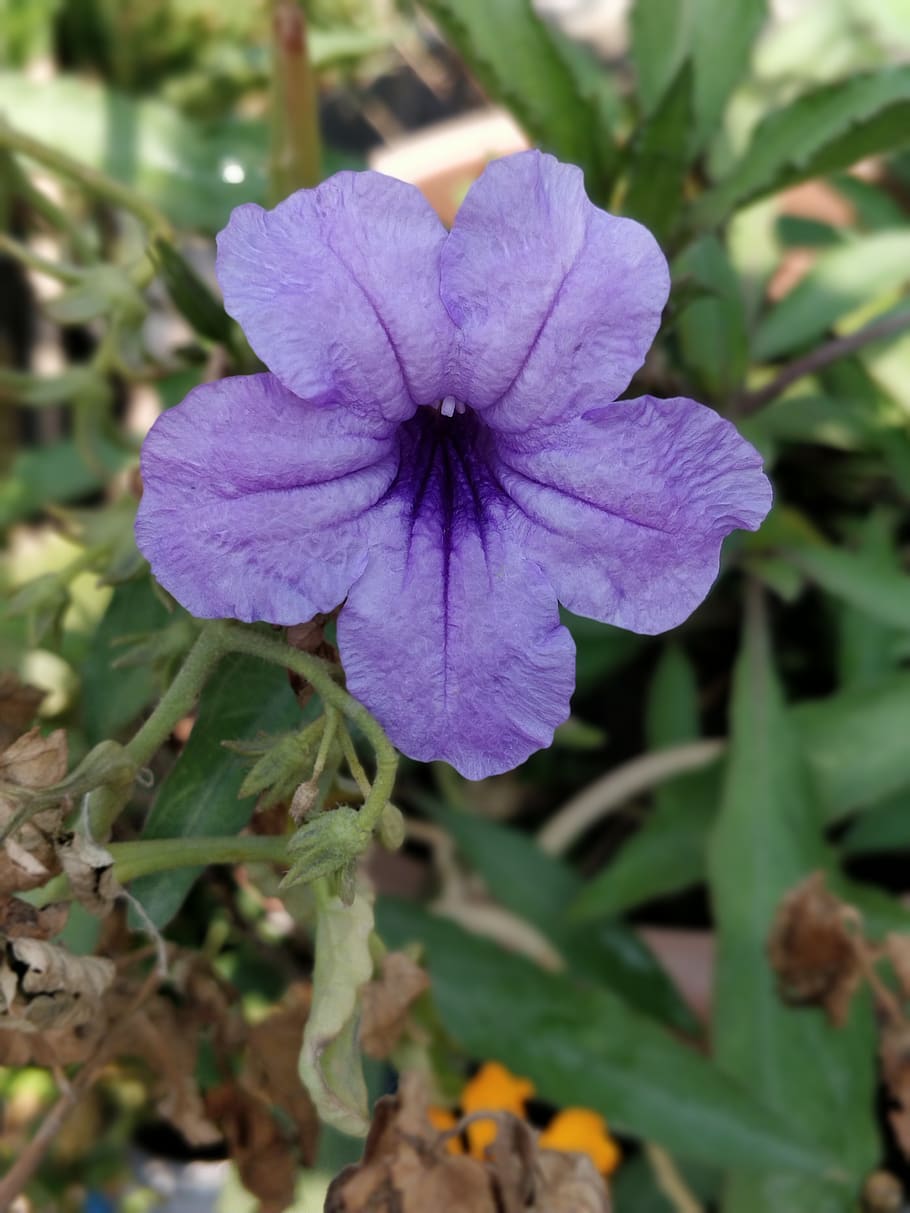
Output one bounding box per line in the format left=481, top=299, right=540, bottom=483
left=6, top=1, right=910, bottom=1211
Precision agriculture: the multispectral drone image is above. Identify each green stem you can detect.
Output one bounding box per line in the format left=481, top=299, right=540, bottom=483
left=1, top=149, right=96, bottom=261
left=218, top=622, right=398, bottom=833
left=0, top=118, right=173, bottom=239
left=109, top=835, right=289, bottom=883
left=0, top=231, right=82, bottom=283
left=124, top=621, right=227, bottom=769
left=270, top=0, right=322, bottom=203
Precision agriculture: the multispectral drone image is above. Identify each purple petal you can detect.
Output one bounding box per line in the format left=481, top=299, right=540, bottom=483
left=337, top=411, right=575, bottom=779
left=216, top=173, right=454, bottom=426
left=492, top=395, right=773, bottom=634
left=136, top=374, right=398, bottom=624
left=440, top=151, right=670, bottom=431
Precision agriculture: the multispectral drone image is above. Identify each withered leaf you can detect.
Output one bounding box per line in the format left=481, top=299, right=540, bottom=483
left=880, top=1022, right=910, bottom=1160
left=885, top=935, right=910, bottom=1003
left=0, top=672, right=44, bottom=749
left=243, top=982, right=319, bottom=1164
left=0, top=894, right=68, bottom=940
left=533, top=1150, right=612, bottom=1213
left=0, top=729, right=68, bottom=892
left=0, top=726, right=67, bottom=791
left=206, top=1081, right=298, bottom=1213
left=360, top=951, right=430, bottom=1060
left=767, top=871, right=861, bottom=1025
left=56, top=831, right=120, bottom=916
left=0, top=936, right=115, bottom=1031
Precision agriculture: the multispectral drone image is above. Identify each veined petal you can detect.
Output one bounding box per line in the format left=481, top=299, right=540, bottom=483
left=492, top=396, right=772, bottom=634
left=136, top=374, right=399, bottom=624
left=440, top=151, right=669, bottom=432
left=216, top=173, right=455, bottom=426
left=337, top=411, right=575, bottom=779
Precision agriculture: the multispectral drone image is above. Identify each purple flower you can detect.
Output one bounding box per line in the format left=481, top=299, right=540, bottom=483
left=136, top=151, right=771, bottom=780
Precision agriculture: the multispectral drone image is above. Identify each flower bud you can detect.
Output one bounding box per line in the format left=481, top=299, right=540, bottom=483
left=377, top=802, right=405, bottom=851
left=281, top=806, right=371, bottom=889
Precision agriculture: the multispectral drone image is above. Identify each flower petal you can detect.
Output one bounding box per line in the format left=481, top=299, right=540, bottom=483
left=336, top=412, right=575, bottom=779
left=440, top=151, right=669, bottom=431
left=492, top=395, right=772, bottom=634
left=136, top=374, right=399, bottom=624
left=216, top=173, right=454, bottom=425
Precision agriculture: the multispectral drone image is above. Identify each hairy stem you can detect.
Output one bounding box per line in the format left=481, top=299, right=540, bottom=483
left=109, top=835, right=290, bottom=883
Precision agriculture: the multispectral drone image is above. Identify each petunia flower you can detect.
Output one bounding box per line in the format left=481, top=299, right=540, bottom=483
left=136, top=151, right=771, bottom=780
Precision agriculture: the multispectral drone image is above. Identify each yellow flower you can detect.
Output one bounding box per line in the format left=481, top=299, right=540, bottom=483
left=428, top=1105, right=463, bottom=1154
left=460, top=1061, right=535, bottom=1156
left=538, top=1108, right=622, bottom=1175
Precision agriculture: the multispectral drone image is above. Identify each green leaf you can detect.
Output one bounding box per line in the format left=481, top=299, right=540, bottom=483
left=0, top=72, right=266, bottom=232
left=675, top=235, right=749, bottom=399
left=80, top=578, right=172, bottom=745
left=624, top=64, right=693, bottom=242
left=571, top=647, right=719, bottom=922
left=0, top=438, right=129, bottom=529
left=299, top=889, right=373, bottom=1137
left=421, top=799, right=695, bottom=1031
left=753, top=231, right=910, bottom=360
left=794, top=671, right=910, bottom=822
left=377, top=900, right=841, bottom=1176
left=418, top=0, right=613, bottom=186
left=841, top=794, right=910, bottom=856
left=836, top=511, right=906, bottom=688
left=697, top=67, right=910, bottom=224
left=631, top=0, right=693, bottom=115
left=783, top=542, right=910, bottom=633
left=708, top=597, right=879, bottom=1207
left=129, top=654, right=301, bottom=926
left=563, top=610, right=646, bottom=695
left=690, top=0, right=767, bottom=149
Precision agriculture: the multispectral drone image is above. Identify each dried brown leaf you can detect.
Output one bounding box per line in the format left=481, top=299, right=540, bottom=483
left=360, top=951, right=430, bottom=1060
left=862, top=1170, right=904, bottom=1212
left=0, top=729, right=68, bottom=892
left=0, top=936, right=115, bottom=1031
left=881, top=1022, right=910, bottom=1160
left=0, top=727, right=67, bottom=791
left=885, top=935, right=910, bottom=1002
left=533, top=1150, right=612, bottom=1213
left=56, top=832, right=120, bottom=916
left=767, top=871, right=861, bottom=1025
left=0, top=895, right=68, bottom=940
left=206, top=1081, right=298, bottom=1213
left=243, top=982, right=319, bottom=1164
left=0, top=672, right=44, bottom=749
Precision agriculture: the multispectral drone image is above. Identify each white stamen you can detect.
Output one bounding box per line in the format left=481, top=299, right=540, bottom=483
left=440, top=395, right=458, bottom=417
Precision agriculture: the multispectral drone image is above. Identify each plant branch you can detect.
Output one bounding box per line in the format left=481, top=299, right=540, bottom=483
left=0, top=231, right=82, bottom=283
left=737, top=308, right=910, bottom=415
left=537, top=739, right=726, bottom=857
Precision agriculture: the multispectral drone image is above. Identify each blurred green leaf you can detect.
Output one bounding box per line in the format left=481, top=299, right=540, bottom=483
left=708, top=597, right=879, bottom=1209
left=794, top=671, right=910, bottom=821
left=0, top=72, right=266, bottom=232
left=377, top=900, right=842, bottom=1175
left=784, top=542, right=910, bottom=632
left=80, top=578, right=173, bottom=745
left=563, top=610, right=646, bottom=695
left=152, top=236, right=232, bottom=344
left=690, top=0, right=767, bottom=150
left=418, top=0, right=614, bottom=187
left=624, top=65, right=693, bottom=242
left=841, top=793, right=910, bottom=855
left=130, top=654, right=301, bottom=927
left=422, top=799, right=696, bottom=1031
left=697, top=67, right=910, bottom=224
left=836, top=511, right=906, bottom=688
left=675, top=234, right=749, bottom=399
left=0, top=438, right=129, bottom=529
left=631, top=0, right=693, bottom=116
left=753, top=232, right=910, bottom=360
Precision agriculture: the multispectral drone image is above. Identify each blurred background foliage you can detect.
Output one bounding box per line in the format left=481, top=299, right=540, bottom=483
left=6, top=0, right=910, bottom=1210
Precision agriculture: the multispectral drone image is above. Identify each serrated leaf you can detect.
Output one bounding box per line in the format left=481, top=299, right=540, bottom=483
left=377, top=900, right=841, bottom=1176
left=697, top=67, right=910, bottom=224
left=708, top=597, right=878, bottom=1208
left=129, top=654, right=301, bottom=927
left=419, top=0, right=612, bottom=186
left=753, top=231, right=910, bottom=361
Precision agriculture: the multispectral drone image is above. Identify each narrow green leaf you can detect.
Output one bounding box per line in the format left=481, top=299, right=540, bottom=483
left=753, top=231, right=910, bottom=361
left=784, top=542, right=910, bottom=632
left=130, top=654, right=301, bottom=926
left=675, top=235, right=749, bottom=399
left=377, top=900, right=841, bottom=1176
left=708, top=595, right=879, bottom=1207
left=697, top=67, right=910, bottom=224
left=841, top=794, right=910, bottom=856
left=794, top=671, right=910, bottom=821
left=422, top=800, right=695, bottom=1031
left=836, top=512, right=905, bottom=688
left=418, top=0, right=612, bottom=185
left=630, top=0, right=693, bottom=115
left=690, top=0, right=767, bottom=149
left=623, top=64, right=693, bottom=242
